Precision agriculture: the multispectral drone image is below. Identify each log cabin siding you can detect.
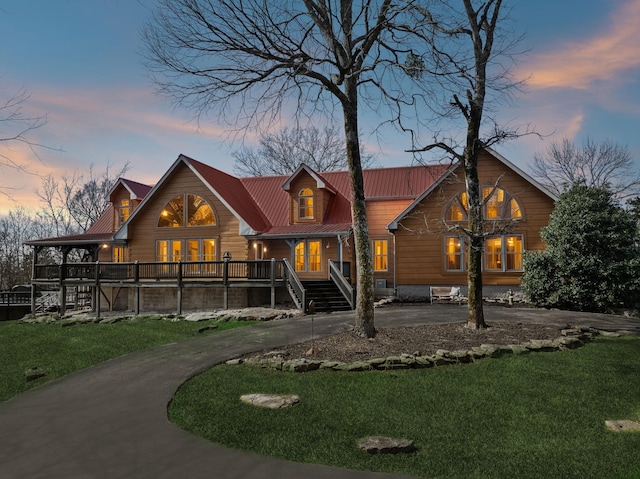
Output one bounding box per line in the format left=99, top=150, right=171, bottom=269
left=288, top=173, right=332, bottom=224
left=126, top=162, right=248, bottom=262
left=394, top=152, right=555, bottom=287
left=367, top=199, right=412, bottom=287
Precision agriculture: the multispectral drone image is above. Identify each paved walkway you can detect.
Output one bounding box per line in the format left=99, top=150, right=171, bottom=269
left=0, top=305, right=638, bottom=479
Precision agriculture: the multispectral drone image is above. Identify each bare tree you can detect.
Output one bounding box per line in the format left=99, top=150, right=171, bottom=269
left=407, top=0, right=523, bottom=329
left=0, top=88, right=51, bottom=195
left=232, top=125, right=374, bottom=177
left=143, top=0, right=419, bottom=337
left=530, top=137, right=640, bottom=200
left=35, top=162, right=129, bottom=234
left=0, top=207, right=36, bottom=289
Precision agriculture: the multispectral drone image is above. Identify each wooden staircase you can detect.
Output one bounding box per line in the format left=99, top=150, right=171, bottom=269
left=302, top=280, right=353, bottom=313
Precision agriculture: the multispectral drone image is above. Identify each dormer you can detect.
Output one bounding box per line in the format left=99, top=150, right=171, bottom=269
left=108, top=178, right=152, bottom=230
left=282, top=164, right=336, bottom=225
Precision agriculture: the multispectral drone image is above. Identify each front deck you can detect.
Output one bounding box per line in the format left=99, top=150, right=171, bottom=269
left=31, top=259, right=307, bottom=317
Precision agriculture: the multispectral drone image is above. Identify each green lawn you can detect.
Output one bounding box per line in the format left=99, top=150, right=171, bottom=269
left=0, top=316, right=253, bottom=402
left=170, top=336, right=640, bottom=479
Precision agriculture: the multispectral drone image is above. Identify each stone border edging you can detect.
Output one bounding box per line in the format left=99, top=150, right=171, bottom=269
left=227, top=326, right=615, bottom=373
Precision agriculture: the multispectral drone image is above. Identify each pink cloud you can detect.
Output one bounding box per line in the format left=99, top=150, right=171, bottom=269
left=523, top=0, right=640, bottom=90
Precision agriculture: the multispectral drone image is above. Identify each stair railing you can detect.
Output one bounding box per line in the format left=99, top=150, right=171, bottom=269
left=328, top=260, right=355, bottom=310
left=282, top=258, right=306, bottom=312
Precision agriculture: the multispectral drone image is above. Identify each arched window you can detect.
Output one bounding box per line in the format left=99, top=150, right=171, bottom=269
left=445, top=188, right=522, bottom=221
left=158, top=194, right=216, bottom=227
left=298, top=188, right=314, bottom=220
left=187, top=195, right=216, bottom=226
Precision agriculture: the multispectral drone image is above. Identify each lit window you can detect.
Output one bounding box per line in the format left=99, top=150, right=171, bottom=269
left=446, top=192, right=468, bottom=221
left=485, top=235, right=524, bottom=272
left=156, top=240, right=182, bottom=262
left=308, top=240, right=321, bottom=271
left=158, top=194, right=216, bottom=227
left=294, top=240, right=322, bottom=271
left=373, top=240, right=388, bottom=272
left=445, top=188, right=522, bottom=221
left=118, top=199, right=130, bottom=226
left=187, top=195, right=216, bottom=226
left=444, top=237, right=464, bottom=271
left=113, top=245, right=125, bottom=263
left=158, top=196, right=184, bottom=227
left=298, top=188, right=314, bottom=220
left=294, top=242, right=305, bottom=271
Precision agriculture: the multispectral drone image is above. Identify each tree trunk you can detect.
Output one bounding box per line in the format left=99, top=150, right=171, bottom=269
left=464, top=138, right=487, bottom=329
left=343, top=78, right=375, bottom=338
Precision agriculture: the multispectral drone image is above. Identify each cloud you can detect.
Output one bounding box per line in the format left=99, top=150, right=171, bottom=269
left=523, top=0, right=640, bottom=90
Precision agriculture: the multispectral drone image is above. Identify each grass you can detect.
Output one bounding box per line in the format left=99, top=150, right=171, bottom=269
left=0, top=315, right=254, bottom=402
left=170, top=336, right=640, bottom=479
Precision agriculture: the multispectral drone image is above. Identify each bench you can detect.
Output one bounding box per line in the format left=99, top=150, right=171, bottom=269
left=429, top=286, right=463, bottom=304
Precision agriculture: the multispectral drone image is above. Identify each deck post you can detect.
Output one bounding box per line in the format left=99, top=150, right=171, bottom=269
left=223, top=252, right=231, bottom=309
left=270, top=258, right=276, bottom=308
left=59, top=263, right=67, bottom=316
left=95, top=261, right=101, bottom=320
left=134, top=261, right=140, bottom=315
left=30, top=246, right=39, bottom=315
left=177, top=261, right=183, bottom=315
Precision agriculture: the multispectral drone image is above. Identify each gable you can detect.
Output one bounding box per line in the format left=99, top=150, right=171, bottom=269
left=388, top=148, right=557, bottom=230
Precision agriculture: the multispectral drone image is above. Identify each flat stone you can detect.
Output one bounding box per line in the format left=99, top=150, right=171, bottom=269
left=605, top=420, right=640, bottom=432
left=357, top=436, right=416, bottom=454
left=25, top=367, right=47, bottom=382
left=225, top=358, right=243, bottom=365
left=183, top=312, right=217, bottom=322
left=240, top=393, right=299, bottom=409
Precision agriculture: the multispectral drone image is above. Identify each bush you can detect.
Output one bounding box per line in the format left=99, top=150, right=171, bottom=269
left=522, top=182, right=639, bottom=312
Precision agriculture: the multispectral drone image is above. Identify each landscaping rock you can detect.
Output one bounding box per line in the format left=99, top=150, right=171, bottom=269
left=195, top=324, right=219, bottom=334
left=184, top=312, right=218, bottom=322
left=605, top=420, right=640, bottom=432
left=25, top=366, right=47, bottom=382
left=240, top=393, right=299, bottom=409
left=357, top=436, right=416, bottom=454
left=225, top=358, right=243, bottom=365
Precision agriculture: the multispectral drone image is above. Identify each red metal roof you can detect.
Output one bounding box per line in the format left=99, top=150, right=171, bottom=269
left=86, top=204, right=115, bottom=234
left=120, top=178, right=153, bottom=199
left=186, top=156, right=271, bottom=232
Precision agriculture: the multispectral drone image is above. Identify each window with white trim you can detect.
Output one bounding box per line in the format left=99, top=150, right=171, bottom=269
left=445, top=187, right=522, bottom=221
left=373, top=239, right=388, bottom=272
left=157, top=238, right=218, bottom=262
left=118, top=199, right=130, bottom=226
left=158, top=194, right=216, bottom=227
left=294, top=240, right=322, bottom=272
left=444, top=236, right=464, bottom=272
left=485, top=235, right=524, bottom=272
left=298, top=188, right=314, bottom=220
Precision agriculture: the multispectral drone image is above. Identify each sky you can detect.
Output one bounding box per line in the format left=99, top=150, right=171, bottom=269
left=1, top=0, right=640, bottom=215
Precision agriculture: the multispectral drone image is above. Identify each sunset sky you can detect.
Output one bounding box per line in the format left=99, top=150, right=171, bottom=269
left=1, top=0, right=639, bottom=215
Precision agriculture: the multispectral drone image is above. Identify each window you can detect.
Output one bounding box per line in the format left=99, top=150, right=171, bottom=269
left=445, top=188, right=522, bottom=221
left=298, top=188, right=314, bottom=220
left=113, top=245, right=125, bottom=263
left=373, top=240, right=388, bottom=271
left=158, top=194, right=216, bottom=227
left=444, top=236, right=464, bottom=271
left=485, top=235, right=523, bottom=272
left=118, top=199, right=130, bottom=226
left=156, top=240, right=182, bottom=262
left=158, top=239, right=217, bottom=262
left=294, top=240, right=322, bottom=271
left=446, top=192, right=468, bottom=221
left=187, top=195, right=215, bottom=226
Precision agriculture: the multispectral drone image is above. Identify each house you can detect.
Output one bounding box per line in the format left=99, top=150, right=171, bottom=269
left=25, top=147, right=556, bottom=314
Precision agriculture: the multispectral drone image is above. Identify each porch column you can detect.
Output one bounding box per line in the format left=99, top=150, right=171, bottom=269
left=270, top=258, right=276, bottom=308
left=30, top=246, right=42, bottom=315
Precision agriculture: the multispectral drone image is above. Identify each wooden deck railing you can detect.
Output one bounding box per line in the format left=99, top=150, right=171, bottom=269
left=34, top=260, right=286, bottom=283
left=0, top=291, right=32, bottom=305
